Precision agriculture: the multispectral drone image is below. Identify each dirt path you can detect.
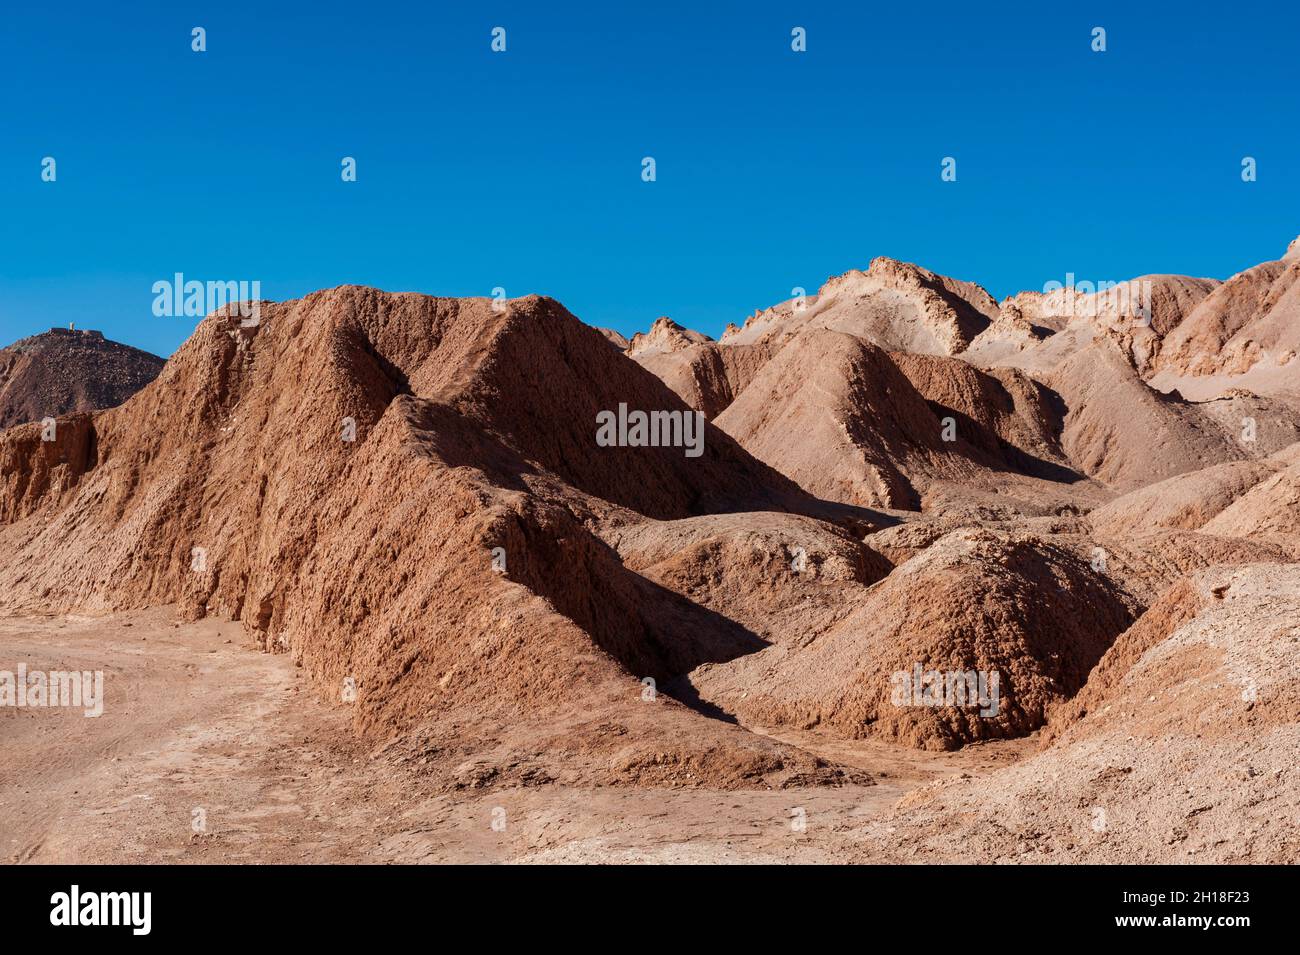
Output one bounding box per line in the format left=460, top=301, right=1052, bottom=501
left=0, top=610, right=1028, bottom=863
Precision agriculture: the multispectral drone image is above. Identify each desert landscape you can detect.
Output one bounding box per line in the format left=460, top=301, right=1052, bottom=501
left=2, top=238, right=1298, bottom=864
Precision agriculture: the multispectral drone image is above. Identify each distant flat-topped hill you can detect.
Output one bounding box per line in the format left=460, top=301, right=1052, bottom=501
left=0, top=327, right=165, bottom=429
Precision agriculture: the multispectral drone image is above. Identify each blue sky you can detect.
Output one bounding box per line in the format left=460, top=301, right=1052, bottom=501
left=2, top=1, right=1297, bottom=357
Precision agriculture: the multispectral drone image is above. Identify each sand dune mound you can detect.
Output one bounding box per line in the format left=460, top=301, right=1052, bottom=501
left=626, top=315, right=713, bottom=355
left=1086, top=458, right=1283, bottom=536
left=974, top=274, right=1218, bottom=375
left=719, top=257, right=995, bottom=357
left=270, top=442, right=842, bottom=789
left=0, top=328, right=164, bottom=429
left=713, top=327, right=1099, bottom=514
left=888, top=352, right=1072, bottom=474
left=1153, top=241, right=1300, bottom=396
left=627, top=260, right=1286, bottom=513
left=1083, top=529, right=1293, bottom=605
left=627, top=319, right=777, bottom=419
left=1118, top=275, right=1220, bottom=335
left=1042, top=578, right=1207, bottom=741
left=690, top=528, right=1135, bottom=750
left=0, top=289, right=808, bottom=609
left=996, top=288, right=1081, bottom=334
left=960, top=311, right=1053, bottom=366
left=1200, top=455, right=1300, bottom=543
left=630, top=257, right=1006, bottom=416
left=607, top=511, right=890, bottom=647
left=856, top=563, right=1300, bottom=862
left=1098, top=276, right=1222, bottom=375
left=1046, top=337, right=1295, bottom=488
left=978, top=315, right=1099, bottom=378
left=1047, top=565, right=1300, bottom=744
left=1000, top=274, right=1215, bottom=335
left=424, top=300, right=809, bottom=520
left=858, top=512, right=1289, bottom=609
left=628, top=257, right=1295, bottom=510
left=713, top=329, right=996, bottom=510
left=0, top=288, right=863, bottom=789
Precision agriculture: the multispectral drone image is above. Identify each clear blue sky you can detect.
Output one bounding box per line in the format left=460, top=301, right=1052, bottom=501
left=2, top=1, right=1297, bottom=357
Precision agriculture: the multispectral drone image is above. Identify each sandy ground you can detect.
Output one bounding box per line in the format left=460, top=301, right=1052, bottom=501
left=0, top=609, right=1030, bottom=864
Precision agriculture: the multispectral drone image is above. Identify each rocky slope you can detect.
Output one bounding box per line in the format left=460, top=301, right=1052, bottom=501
left=1151, top=238, right=1300, bottom=397
left=0, top=328, right=164, bottom=429
left=2, top=240, right=1298, bottom=860
left=852, top=564, right=1300, bottom=862
left=0, top=290, right=861, bottom=789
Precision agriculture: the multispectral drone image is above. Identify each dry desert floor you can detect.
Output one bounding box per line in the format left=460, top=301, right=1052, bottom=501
left=1, top=608, right=1031, bottom=865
